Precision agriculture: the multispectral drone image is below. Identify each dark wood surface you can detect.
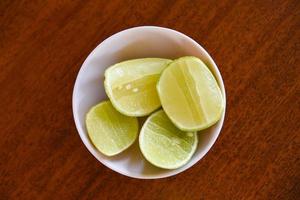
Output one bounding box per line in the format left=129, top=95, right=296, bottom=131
left=1, top=0, right=299, bottom=199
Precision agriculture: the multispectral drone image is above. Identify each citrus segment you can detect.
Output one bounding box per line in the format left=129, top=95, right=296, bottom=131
left=86, top=101, right=138, bottom=156
left=157, top=56, right=224, bottom=131
left=104, top=58, right=172, bottom=116
left=139, top=110, right=198, bottom=169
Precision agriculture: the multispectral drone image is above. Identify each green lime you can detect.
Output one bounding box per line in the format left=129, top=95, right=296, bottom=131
left=104, top=58, right=172, bottom=117
left=139, top=110, right=198, bottom=169
left=157, top=56, right=224, bottom=131
left=86, top=101, right=138, bottom=156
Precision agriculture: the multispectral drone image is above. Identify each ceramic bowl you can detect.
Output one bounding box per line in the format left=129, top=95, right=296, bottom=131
left=72, top=26, right=226, bottom=179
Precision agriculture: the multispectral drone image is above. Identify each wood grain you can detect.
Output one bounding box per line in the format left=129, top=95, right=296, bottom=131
left=0, top=0, right=299, bottom=199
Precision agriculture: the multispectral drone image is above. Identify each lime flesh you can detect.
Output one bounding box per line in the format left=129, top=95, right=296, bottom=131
left=139, top=110, right=198, bottom=169
left=104, top=58, right=172, bottom=117
left=86, top=101, right=138, bottom=156
left=157, top=56, right=224, bottom=131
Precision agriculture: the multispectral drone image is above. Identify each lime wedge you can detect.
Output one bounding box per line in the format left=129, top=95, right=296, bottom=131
left=86, top=101, right=138, bottom=156
left=139, top=110, right=198, bottom=169
left=104, top=58, right=172, bottom=117
left=157, top=56, right=224, bottom=131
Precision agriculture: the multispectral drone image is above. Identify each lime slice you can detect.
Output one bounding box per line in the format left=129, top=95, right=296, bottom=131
left=139, top=110, right=198, bottom=169
left=86, top=101, right=138, bottom=156
left=157, top=56, right=224, bottom=131
left=104, top=58, right=172, bottom=116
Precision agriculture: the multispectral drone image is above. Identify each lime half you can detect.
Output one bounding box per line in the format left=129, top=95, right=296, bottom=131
left=139, top=110, right=198, bottom=169
left=157, top=56, right=224, bottom=131
left=86, top=101, right=138, bottom=156
left=104, top=58, right=171, bottom=117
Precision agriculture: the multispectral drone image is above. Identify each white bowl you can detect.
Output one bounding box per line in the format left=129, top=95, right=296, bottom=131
left=72, top=26, right=226, bottom=179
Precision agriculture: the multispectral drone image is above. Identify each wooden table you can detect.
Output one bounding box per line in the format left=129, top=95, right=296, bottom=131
left=1, top=0, right=299, bottom=199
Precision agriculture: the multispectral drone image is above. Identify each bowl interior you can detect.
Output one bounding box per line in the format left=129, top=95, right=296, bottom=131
left=73, top=26, right=226, bottom=179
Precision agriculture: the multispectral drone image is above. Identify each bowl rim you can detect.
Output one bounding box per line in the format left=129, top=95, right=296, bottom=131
left=72, top=26, right=226, bottom=179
